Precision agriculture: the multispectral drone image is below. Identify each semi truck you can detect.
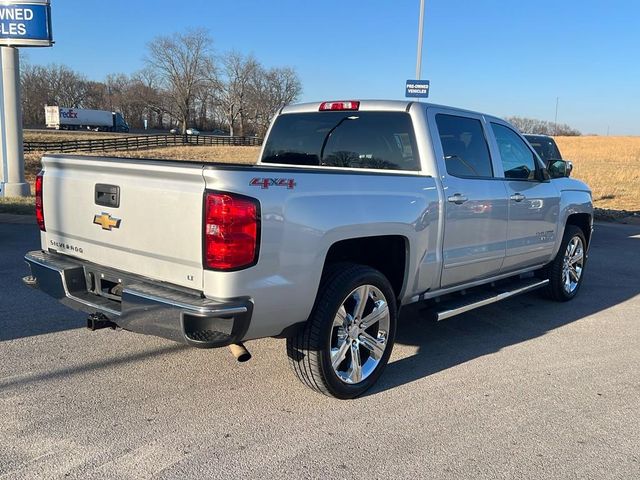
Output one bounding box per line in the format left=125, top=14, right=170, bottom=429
left=44, top=106, right=130, bottom=133
left=24, top=99, right=592, bottom=399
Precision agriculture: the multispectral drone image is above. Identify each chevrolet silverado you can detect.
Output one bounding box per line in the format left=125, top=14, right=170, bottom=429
left=24, top=100, right=593, bottom=398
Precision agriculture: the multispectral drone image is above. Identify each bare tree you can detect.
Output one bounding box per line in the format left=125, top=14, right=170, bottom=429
left=101, top=73, right=154, bottom=129
left=20, top=30, right=303, bottom=134
left=145, top=28, right=213, bottom=134
left=46, top=65, right=89, bottom=107
left=83, top=80, right=108, bottom=110
left=247, top=66, right=301, bottom=136
left=507, top=116, right=581, bottom=136
left=194, top=88, right=216, bottom=130
left=20, top=63, right=89, bottom=125
left=134, top=67, right=170, bottom=129
left=215, top=51, right=260, bottom=137
left=105, top=73, right=131, bottom=111
left=20, top=63, right=49, bottom=125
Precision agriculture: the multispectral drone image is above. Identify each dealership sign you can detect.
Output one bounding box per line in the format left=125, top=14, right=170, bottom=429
left=405, top=79, right=430, bottom=98
left=0, top=0, right=53, bottom=47
left=0, top=0, right=53, bottom=198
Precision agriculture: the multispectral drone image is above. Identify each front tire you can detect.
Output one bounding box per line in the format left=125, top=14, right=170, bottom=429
left=540, top=225, right=587, bottom=301
left=287, top=263, right=397, bottom=399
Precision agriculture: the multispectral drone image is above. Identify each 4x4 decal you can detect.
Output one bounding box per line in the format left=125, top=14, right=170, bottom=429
left=250, top=178, right=296, bottom=189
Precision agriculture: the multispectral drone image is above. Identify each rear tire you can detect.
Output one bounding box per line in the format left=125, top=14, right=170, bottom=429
left=286, top=263, right=397, bottom=399
left=539, top=225, right=587, bottom=301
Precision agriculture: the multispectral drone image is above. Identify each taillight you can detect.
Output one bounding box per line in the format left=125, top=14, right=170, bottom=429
left=35, top=171, right=45, bottom=231
left=203, top=191, right=259, bottom=270
left=319, top=100, right=360, bottom=111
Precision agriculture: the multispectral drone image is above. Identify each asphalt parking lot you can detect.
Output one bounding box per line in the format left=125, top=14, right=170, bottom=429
left=1, top=220, right=638, bottom=479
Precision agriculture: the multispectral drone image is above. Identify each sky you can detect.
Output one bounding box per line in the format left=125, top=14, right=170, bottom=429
left=23, top=0, right=640, bottom=135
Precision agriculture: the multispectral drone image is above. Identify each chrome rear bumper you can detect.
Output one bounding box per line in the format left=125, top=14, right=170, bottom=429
left=23, top=250, right=252, bottom=348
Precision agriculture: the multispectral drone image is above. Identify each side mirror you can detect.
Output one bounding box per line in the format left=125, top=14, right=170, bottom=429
left=547, top=159, right=572, bottom=178
left=565, top=160, right=573, bottom=176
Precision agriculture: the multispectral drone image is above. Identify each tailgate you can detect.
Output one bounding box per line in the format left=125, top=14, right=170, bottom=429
left=40, top=155, right=205, bottom=290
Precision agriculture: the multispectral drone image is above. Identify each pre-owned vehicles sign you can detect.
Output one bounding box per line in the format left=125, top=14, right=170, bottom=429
left=405, top=79, right=430, bottom=98
left=0, top=0, right=53, bottom=47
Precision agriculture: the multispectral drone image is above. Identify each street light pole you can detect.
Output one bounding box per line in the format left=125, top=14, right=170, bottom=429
left=415, top=0, right=426, bottom=80
left=0, top=46, right=30, bottom=197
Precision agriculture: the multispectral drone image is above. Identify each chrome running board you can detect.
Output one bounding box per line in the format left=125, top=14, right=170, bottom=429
left=435, top=278, right=549, bottom=321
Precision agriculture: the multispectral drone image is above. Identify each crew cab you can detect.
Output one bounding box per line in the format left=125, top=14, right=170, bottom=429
left=24, top=100, right=593, bottom=398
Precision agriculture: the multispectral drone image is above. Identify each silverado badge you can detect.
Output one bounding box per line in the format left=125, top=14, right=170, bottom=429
left=93, top=212, right=121, bottom=231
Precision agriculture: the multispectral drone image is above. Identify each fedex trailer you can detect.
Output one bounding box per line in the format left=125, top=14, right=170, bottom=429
left=45, top=106, right=130, bottom=133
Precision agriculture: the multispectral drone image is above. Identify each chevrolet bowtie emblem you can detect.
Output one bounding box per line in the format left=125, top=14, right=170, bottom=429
left=93, top=212, right=121, bottom=231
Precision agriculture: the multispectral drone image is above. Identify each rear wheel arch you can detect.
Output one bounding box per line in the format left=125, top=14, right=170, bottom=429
left=321, top=235, right=409, bottom=302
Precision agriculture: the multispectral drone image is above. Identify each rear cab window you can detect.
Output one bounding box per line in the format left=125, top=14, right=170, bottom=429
left=261, top=111, right=420, bottom=171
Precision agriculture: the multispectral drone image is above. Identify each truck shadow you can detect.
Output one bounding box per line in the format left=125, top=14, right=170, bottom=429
left=0, top=223, right=88, bottom=342
left=368, top=222, right=640, bottom=397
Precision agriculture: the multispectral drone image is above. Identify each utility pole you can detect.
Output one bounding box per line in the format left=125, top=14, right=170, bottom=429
left=554, top=97, right=559, bottom=135
left=108, top=85, right=113, bottom=112
left=415, top=0, right=426, bottom=80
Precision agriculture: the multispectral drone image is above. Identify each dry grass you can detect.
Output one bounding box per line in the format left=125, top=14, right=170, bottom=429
left=89, top=146, right=261, bottom=164
left=24, top=130, right=133, bottom=143
left=555, top=136, right=640, bottom=211
left=0, top=195, right=35, bottom=214
left=24, top=151, right=46, bottom=184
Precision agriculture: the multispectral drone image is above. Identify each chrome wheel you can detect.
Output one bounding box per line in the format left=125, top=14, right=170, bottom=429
left=562, top=235, right=584, bottom=294
left=329, top=285, right=391, bottom=384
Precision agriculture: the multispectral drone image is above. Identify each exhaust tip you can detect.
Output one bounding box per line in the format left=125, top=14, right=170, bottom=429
left=22, top=275, right=37, bottom=288
left=228, top=343, right=251, bottom=362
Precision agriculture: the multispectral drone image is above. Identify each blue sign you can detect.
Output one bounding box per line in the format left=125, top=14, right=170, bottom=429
left=405, top=79, right=430, bottom=98
left=0, top=1, right=52, bottom=47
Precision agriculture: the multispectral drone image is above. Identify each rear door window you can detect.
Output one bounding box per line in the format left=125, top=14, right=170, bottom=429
left=435, top=114, right=494, bottom=178
left=261, top=111, right=420, bottom=171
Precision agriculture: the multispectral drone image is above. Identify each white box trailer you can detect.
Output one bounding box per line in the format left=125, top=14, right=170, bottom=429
left=45, top=106, right=129, bottom=132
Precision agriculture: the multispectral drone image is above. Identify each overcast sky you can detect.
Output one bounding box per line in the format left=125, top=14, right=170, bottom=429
left=24, top=0, right=640, bottom=135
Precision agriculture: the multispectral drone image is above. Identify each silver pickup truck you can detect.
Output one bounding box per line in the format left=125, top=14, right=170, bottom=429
left=24, top=100, right=593, bottom=398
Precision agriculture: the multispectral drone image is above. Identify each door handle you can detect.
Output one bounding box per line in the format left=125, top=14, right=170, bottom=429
left=510, top=193, right=526, bottom=202
left=447, top=193, right=468, bottom=205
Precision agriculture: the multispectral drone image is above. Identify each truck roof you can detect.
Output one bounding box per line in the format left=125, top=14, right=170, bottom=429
left=280, top=99, right=503, bottom=123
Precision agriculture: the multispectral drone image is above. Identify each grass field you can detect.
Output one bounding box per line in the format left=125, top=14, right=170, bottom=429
left=88, top=146, right=261, bottom=164
left=555, top=136, right=640, bottom=211
left=2, top=137, right=639, bottom=215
